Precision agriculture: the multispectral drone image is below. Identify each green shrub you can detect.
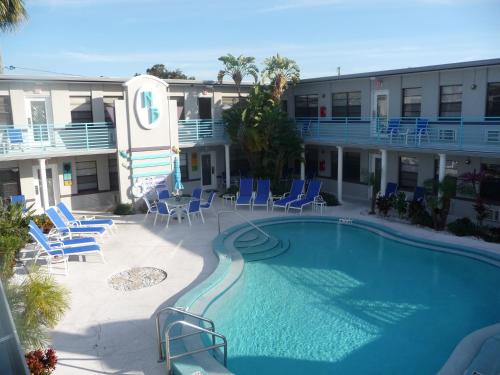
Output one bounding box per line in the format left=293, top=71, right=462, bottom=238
left=319, top=192, right=339, bottom=206
left=220, top=185, right=238, bottom=197
left=478, top=225, right=500, bottom=243
left=32, top=214, right=53, bottom=234
left=447, top=217, right=478, bottom=237
left=376, top=196, right=392, bottom=217
left=407, top=201, right=433, bottom=228
left=0, top=234, right=24, bottom=281
left=394, top=192, right=408, bottom=218
left=113, top=203, right=135, bottom=215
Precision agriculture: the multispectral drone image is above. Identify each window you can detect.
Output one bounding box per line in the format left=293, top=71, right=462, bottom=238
left=179, top=152, right=188, bottom=180
left=295, top=95, right=318, bottom=117
left=108, top=156, right=119, bottom=191
left=76, top=161, right=98, bottom=193
left=331, top=151, right=360, bottom=182
left=480, top=163, right=500, bottom=203
left=344, top=152, right=360, bottom=182
left=399, top=157, right=419, bottom=190
left=439, top=85, right=462, bottom=117
left=332, top=91, right=361, bottom=118
left=331, top=151, right=338, bottom=178
left=0, top=96, right=13, bottom=125
left=171, top=96, right=185, bottom=120
left=221, top=96, right=240, bottom=109
left=198, top=97, right=212, bottom=119
left=0, top=168, right=20, bottom=201
left=486, top=83, right=500, bottom=117
left=103, top=96, right=122, bottom=125
left=402, top=88, right=422, bottom=117
left=70, top=96, right=93, bottom=123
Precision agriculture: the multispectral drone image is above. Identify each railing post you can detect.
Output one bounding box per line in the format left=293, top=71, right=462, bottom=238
left=196, top=120, right=200, bottom=141
left=85, top=123, right=90, bottom=150
left=344, top=117, right=348, bottom=143
left=459, top=118, right=463, bottom=150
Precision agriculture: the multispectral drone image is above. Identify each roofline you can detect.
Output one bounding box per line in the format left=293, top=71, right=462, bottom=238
left=0, top=74, right=254, bottom=87
left=299, top=58, right=500, bottom=84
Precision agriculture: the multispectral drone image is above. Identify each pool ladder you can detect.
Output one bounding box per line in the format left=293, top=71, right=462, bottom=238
left=155, top=306, right=227, bottom=374
left=217, top=210, right=275, bottom=240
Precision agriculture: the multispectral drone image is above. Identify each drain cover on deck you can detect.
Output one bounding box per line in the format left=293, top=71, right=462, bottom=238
left=108, top=267, right=167, bottom=291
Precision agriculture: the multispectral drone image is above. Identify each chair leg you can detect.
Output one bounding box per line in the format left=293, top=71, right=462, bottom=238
left=186, top=213, right=192, bottom=226
left=99, top=252, right=105, bottom=264
left=153, top=212, right=158, bottom=225
left=199, top=210, right=205, bottom=224
left=166, top=215, right=171, bottom=228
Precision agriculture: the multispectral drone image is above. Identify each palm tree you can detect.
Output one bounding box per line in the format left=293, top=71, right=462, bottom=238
left=262, top=54, right=300, bottom=103
left=217, top=54, right=259, bottom=97
left=0, top=0, right=27, bottom=31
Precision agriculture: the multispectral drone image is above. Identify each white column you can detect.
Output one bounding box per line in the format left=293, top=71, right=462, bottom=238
left=337, top=146, right=343, bottom=203
left=380, top=149, right=387, bottom=196
left=300, top=146, right=305, bottom=180
left=39, top=158, right=50, bottom=210
left=438, top=153, right=446, bottom=182
left=224, top=144, right=231, bottom=189
left=438, top=153, right=446, bottom=198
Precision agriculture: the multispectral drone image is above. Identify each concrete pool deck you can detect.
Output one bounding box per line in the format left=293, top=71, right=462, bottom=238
left=33, top=198, right=500, bottom=374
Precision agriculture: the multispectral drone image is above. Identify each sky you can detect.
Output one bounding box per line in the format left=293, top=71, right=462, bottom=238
left=1, top=0, right=500, bottom=80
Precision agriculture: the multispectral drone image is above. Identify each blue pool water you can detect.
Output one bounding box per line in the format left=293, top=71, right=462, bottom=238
left=204, top=221, right=500, bottom=375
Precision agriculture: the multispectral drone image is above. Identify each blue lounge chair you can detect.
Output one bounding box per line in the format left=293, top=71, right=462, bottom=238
left=29, top=221, right=103, bottom=275
left=46, top=207, right=107, bottom=239
left=411, top=186, right=426, bottom=204
left=56, top=202, right=115, bottom=232
left=387, top=119, right=408, bottom=144
left=182, top=199, right=204, bottom=225
left=29, top=221, right=96, bottom=248
left=252, top=179, right=271, bottom=211
left=200, top=191, right=216, bottom=216
left=154, top=201, right=176, bottom=227
left=272, top=179, right=305, bottom=211
left=382, top=182, right=398, bottom=198
left=235, top=178, right=253, bottom=209
left=288, top=180, right=322, bottom=214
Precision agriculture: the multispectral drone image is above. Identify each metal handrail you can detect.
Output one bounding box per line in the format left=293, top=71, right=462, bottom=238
left=165, top=320, right=227, bottom=374
left=156, top=306, right=215, bottom=361
left=217, top=210, right=274, bottom=240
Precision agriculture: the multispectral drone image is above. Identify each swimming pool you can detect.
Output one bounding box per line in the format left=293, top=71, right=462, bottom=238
left=192, top=218, right=500, bottom=375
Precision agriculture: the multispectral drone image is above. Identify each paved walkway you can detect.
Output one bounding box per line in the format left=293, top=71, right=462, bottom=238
left=44, top=198, right=498, bottom=374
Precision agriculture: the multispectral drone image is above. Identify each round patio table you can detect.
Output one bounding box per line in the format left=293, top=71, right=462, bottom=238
left=162, top=196, right=192, bottom=223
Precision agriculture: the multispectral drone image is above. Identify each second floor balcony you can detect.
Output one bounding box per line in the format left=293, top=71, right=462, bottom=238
left=295, top=117, right=500, bottom=155
left=178, top=119, right=227, bottom=147
left=0, top=123, right=116, bottom=160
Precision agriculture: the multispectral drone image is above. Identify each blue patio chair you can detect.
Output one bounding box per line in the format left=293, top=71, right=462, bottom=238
left=29, top=221, right=97, bottom=248
left=200, top=191, right=216, bottom=216
left=154, top=201, right=176, bottom=227
left=387, top=119, right=408, bottom=144
left=411, top=118, right=429, bottom=145
left=235, top=178, right=253, bottom=209
left=46, top=207, right=107, bottom=239
left=273, top=179, right=305, bottom=211
left=192, top=187, right=202, bottom=200
left=29, top=221, right=103, bottom=275
left=252, top=179, right=271, bottom=211
left=10, top=194, right=25, bottom=205
left=56, top=202, right=115, bottom=232
left=7, top=128, right=25, bottom=151
left=143, top=195, right=158, bottom=221
left=182, top=199, right=205, bottom=226
left=288, top=180, right=322, bottom=214
left=381, top=182, right=398, bottom=198
left=157, top=189, right=170, bottom=200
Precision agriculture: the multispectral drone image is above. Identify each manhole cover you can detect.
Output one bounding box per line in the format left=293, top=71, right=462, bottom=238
left=108, top=267, right=167, bottom=291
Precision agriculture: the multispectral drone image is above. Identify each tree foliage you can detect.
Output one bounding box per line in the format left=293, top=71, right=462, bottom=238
left=262, top=53, right=300, bottom=102
left=0, top=0, right=26, bottom=32
left=222, top=85, right=303, bottom=181
left=217, top=54, right=259, bottom=97
left=146, top=64, right=195, bottom=79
